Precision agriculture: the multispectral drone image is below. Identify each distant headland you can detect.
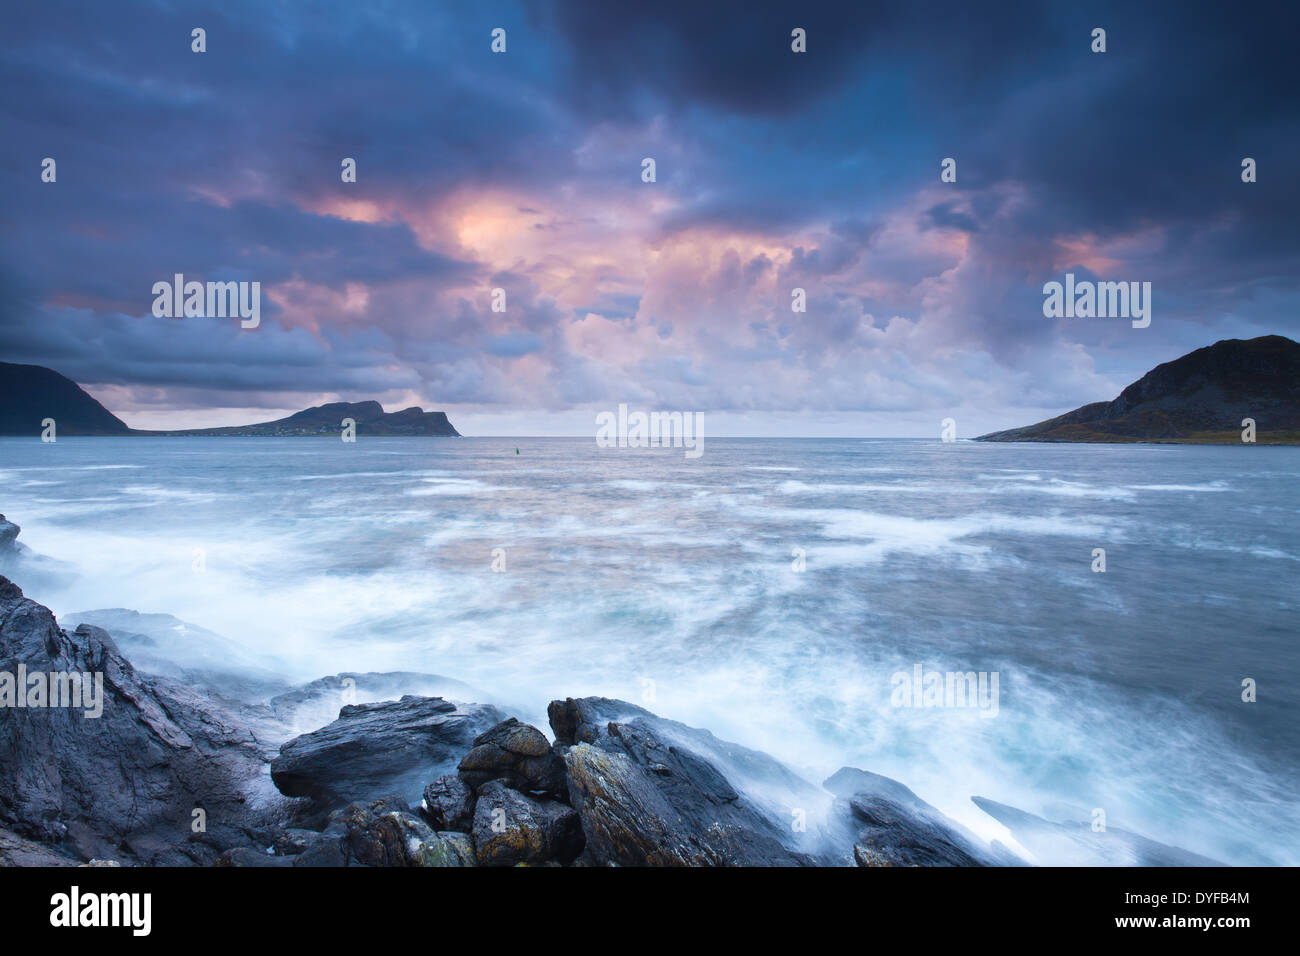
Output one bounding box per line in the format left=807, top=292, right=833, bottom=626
left=0, top=362, right=459, bottom=437
left=976, top=335, right=1300, bottom=444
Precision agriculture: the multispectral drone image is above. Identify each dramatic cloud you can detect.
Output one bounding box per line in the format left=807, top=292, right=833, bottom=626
left=1, top=0, right=1296, bottom=434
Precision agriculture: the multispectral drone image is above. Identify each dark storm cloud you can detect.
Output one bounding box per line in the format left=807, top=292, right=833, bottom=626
left=0, top=0, right=1296, bottom=426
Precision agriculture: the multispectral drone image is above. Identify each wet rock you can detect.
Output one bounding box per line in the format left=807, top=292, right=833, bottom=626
left=421, top=775, right=475, bottom=832
left=458, top=718, right=566, bottom=796
left=271, top=695, right=507, bottom=816
left=471, top=780, right=583, bottom=866
left=552, top=697, right=817, bottom=866
left=272, top=828, right=319, bottom=856
left=413, top=831, right=476, bottom=867
left=268, top=671, right=487, bottom=736
left=0, top=825, right=82, bottom=866
left=293, top=796, right=429, bottom=867
left=0, top=575, right=282, bottom=865
left=825, top=768, right=1017, bottom=867
left=293, top=795, right=480, bottom=867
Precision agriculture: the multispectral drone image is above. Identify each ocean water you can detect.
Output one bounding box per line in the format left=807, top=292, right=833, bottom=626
left=1, top=436, right=1296, bottom=865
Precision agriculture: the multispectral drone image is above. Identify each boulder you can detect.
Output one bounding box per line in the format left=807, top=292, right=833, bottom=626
left=471, top=780, right=583, bottom=866
left=413, top=831, right=476, bottom=867
left=551, top=697, right=816, bottom=866
left=270, top=695, right=506, bottom=815
left=458, top=718, right=567, bottom=796
left=293, top=795, right=477, bottom=867
left=268, top=670, right=487, bottom=736
left=824, top=768, right=1017, bottom=867
left=421, top=775, right=475, bottom=832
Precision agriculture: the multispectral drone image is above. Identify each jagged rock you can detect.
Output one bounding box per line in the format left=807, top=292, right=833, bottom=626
left=270, top=695, right=507, bottom=815
left=421, top=775, right=475, bottom=832
left=0, top=575, right=282, bottom=865
left=272, top=828, right=319, bottom=856
left=471, top=780, right=583, bottom=866
left=0, top=825, right=82, bottom=866
left=825, top=767, right=1014, bottom=867
left=971, top=797, right=1224, bottom=866
left=846, top=798, right=984, bottom=866
left=413, top=832, right=476, bottom=867
left=292, top=795, right=477, bottom=867
left=268, top=671, right=486, bottom=737
left=292, top=796, right=430, bottom=867
left=552, top=697, right=816, bottom=866
left=458, top=718, right=566, bottom=796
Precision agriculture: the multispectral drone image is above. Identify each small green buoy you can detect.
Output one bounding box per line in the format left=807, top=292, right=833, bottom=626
left=515, top=448, right=519, bottom=455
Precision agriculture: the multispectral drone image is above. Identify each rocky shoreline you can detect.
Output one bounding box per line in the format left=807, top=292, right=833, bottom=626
left=0, top=516, right=1221, bottom=867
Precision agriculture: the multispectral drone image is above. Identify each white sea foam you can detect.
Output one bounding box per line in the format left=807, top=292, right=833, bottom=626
left=1, top=436, right=1294, bottom=865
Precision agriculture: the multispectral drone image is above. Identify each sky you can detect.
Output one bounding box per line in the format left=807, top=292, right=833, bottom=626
left=1, top=0, right=1297, bottom=436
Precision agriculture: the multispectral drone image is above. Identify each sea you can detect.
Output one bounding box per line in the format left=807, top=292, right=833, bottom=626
left=1, top=435, right=1296, bottom=865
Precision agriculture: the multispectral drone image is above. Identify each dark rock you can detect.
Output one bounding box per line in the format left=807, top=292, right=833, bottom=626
left=0, top=576, right=284, bottom=865
left=293, top=796, right=425, bottom=867
left=268, top=670, right=485, bottom=735
left=825, top=767, right=1016, bottom=867
left=971, top=797, right=1224, bottom=866
left=458, top=718, right=566, bottom=796
left=421, top=775, right=475, bottom=832
left=292, top=795, right=474, bottom=867
left=271, top=695, right=506, bottom=815
left=414, top=831, right=476, bottom=867
left=846, top=797, right=986, bottom=866
left=552, top=697, right=817, bottom=866
left=272, top=828, right=319, bottom=856
left=471, top=780, right=583, bottom=866
left=0, top=825, right=82, bottom=866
